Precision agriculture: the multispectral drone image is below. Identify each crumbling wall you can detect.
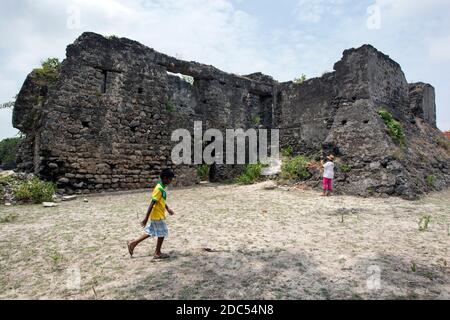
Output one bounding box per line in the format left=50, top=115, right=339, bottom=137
left=12, top=33, right=449, bottom=199
left=271, top=44, right=448, bottom=199
left=277, top=73, right=337, bottom=155
left=13, top=33, right=274, bottom=193
left=409, top=83, right=437, bottom=127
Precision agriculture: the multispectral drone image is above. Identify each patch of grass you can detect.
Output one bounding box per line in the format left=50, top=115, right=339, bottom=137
left=197, top=164, right=210, bottom=181
left=340, top=164, right=352, bottom=173
left=378, top=108, right=405, bottom=144
left=251, top=115, right=261, bottom=126
left=281, top=146, right=293, bottom=157
left=12, top=177, right=56, bottom=203
left=165, top=99, right=175, bottom=113
left=0, top=213, right=18, bottom=223
left=426, top=175, right=436, bottom=187
left=280, top=156, right=312, bottom=181
left=411, top=262, right=417, bottom=272
left=418, top=215, right=431, bottom=231
left=422, top=272, right=434, bottom=281
left=49, top=250, right=64, bottom=268
left=235, top=163, right=264, bottom=185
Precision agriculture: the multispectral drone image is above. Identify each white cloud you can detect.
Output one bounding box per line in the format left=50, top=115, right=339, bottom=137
left=428, top=36, right=450, bottom=62
left=295, top=0, right=349, bottom=23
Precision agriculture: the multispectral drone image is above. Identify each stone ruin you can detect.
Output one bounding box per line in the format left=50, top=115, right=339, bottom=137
left=12, top=32, right=450, bottom=199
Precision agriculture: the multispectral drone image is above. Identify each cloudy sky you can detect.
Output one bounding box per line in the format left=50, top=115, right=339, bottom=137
left=1, top=0, right=449, bottom=139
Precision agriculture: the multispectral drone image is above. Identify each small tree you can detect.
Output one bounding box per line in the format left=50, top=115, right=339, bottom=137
left=0, top=137, right=22, bottom=169
left=293, top=74, right=307, bottom=84
left=33, top=57, right=61, bottom=84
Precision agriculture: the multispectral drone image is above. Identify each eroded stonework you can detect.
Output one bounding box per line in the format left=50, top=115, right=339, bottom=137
left=13, top=32, right=449, bottom=199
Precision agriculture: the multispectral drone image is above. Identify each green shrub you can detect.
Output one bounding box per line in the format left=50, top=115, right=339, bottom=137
left=293, top=74, right=307, bottom=84
left=33, top=58, right=61, bottom=85
left=280, top=156, right=311, bottom=180
left=12, top=177, right=56, bottom=203
left=378, top=108, right=405, bottom=144
left=197, top=164, right=210, bottom=181
left=251, top=115, right=261, bottom=126
left=235, top=163, right=264, bottom=185
left=281, top=146, right=293, bottom=157
left=340, top=164, right=352, bottom=173
left=0, top=137, right=22, bottom=169
left=426, top=175, right=435, bottom=187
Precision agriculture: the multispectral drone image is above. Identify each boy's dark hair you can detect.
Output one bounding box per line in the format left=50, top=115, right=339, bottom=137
left=160, top=168, right=175, bottom=179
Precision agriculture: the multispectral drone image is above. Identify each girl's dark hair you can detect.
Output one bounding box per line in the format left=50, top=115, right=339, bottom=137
left=160, top=168, right=175, bottom=179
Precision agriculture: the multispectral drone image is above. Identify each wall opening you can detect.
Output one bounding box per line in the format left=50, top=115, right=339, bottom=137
left=167, top=71, right=195, bottom=85
left=101, top=70, right=108, bottom=93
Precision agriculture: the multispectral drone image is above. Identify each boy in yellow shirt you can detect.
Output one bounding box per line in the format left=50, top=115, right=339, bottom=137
left=127, top=169, right=175, bottom=259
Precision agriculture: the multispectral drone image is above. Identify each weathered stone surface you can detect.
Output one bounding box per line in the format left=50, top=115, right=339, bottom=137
left=409, top=82, right=436, bottom=127
left=12, top=32, right=449, bottom=199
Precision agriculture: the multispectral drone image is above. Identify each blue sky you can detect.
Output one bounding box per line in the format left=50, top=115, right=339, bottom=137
left=1, top=0, right=449, bottom=139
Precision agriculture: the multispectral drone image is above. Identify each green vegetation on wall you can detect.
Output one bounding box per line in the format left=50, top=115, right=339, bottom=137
left=293, top=74, right=307, bottom=84
left=33, top=57, right=61, bottom=85
left=378, top=108, right=405, bottom=144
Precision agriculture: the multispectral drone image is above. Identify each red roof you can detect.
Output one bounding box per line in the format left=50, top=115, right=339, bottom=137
left=443, top=131, right=450, bottom=139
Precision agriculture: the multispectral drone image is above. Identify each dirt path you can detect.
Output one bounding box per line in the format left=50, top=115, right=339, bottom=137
left=0, top=182, right=449, bottom=299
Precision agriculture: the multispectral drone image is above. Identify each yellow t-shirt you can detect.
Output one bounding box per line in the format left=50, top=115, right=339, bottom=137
left=150, top=181, right=167, bottom=221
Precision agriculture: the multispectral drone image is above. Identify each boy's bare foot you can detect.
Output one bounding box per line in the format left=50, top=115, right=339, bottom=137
left=127, top=241, right=134, bottom=257
left=320, top=193, right=327, bottom=197
left=153, top=253, right=170, bottom=260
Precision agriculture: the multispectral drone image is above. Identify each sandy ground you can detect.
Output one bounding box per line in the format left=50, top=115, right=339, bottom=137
left=0, top=181, right=449, bottom=300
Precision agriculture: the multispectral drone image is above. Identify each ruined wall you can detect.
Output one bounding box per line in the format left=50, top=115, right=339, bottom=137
left=279, top=44, right=449, bottom=198
left=13, top=33, right=274, bottom=193
left=409, top=83, right=437, bottom=127
left=277, top=74, right=338, bottom=155
left=13, top=33, right=449, bottom=199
